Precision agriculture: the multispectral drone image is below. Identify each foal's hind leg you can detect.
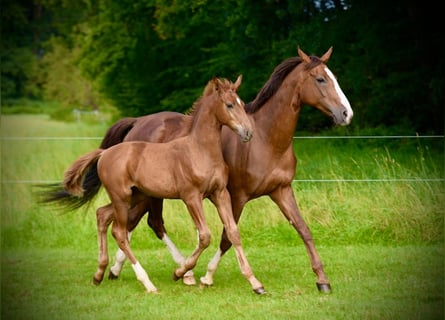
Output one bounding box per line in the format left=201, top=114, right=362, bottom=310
left=270, top=185, right=331, bottom=293
left=94, top=204, right=114, bottom=285
left=108, top=195, right=149, bottom=279
left=111, top=200, right=157, bottom=293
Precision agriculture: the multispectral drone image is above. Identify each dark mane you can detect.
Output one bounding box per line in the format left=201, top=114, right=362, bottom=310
left=245, top=55, right=323, bottom=113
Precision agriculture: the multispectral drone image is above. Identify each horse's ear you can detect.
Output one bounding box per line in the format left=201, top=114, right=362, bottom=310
left=297, top=46, right=311, bottom=63
left=320, top=46, right=333, bottom=63
left=233, top=75, right=242, bottom=90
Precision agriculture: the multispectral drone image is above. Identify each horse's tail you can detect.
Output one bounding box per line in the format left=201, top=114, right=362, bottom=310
left=38, top=149, right=104, bottom=211
left=100, top=117, right=137, bottom=148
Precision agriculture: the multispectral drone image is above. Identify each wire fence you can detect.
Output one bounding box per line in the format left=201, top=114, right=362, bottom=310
left=2, top=135, right=444, bottom=184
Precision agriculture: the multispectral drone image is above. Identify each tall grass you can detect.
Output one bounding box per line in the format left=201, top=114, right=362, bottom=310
left=1, top=114, right=443, bottom=250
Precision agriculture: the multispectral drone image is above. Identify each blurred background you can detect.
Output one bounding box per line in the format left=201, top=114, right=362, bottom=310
left=1, top=0, right=443, bottom=134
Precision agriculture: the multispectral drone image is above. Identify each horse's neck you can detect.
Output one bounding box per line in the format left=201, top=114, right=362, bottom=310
left=253, top=71, right=302, bottom=151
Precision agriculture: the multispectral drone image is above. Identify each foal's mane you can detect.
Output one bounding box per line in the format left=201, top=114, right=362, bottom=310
left=245, top=55, right=323, bottom=113
left=185, top=77, right=233, bottom=118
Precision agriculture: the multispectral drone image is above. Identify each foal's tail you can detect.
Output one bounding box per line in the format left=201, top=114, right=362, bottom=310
left=38, top=117, right=135, bottom=211
left=38, top=149, right=104, bottom=211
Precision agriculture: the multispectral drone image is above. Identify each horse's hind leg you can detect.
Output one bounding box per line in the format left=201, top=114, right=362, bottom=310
left=94, top=203, right=114, bottom=285
left=270, top=185, right=331, bottom=293
left=147, top=197, right=196, bottom=285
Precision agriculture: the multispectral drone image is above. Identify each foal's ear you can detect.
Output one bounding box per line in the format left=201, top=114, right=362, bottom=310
left=206, top=77, right=219, bottom=96
left=320, top=46, right=333, bottom=63
left=297, top=46, right=311, bottom=63
left=233, top=74, right=242, bottom=90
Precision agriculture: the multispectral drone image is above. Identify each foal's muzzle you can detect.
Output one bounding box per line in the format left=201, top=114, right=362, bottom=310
left=238, top=126, right=253, bottom=143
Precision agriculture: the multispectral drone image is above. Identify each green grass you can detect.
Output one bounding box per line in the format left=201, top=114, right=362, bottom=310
left=1, top=245, right=443, bottom=320
left=1, top=114, right=444, bottom=319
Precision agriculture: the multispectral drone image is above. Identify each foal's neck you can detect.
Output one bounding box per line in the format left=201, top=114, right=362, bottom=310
left=189, top=99, right=224, bottom=155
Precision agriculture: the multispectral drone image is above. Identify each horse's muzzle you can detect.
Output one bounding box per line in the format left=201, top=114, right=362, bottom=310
left=333, top=106, right=353, bottom=126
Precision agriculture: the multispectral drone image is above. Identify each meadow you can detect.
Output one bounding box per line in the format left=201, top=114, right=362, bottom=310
left=1, top=114, right=444, bottom=319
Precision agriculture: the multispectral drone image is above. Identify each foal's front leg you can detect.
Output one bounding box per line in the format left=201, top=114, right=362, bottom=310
left=172, top=197, right=211, bottom=280
left=209, top=189, right=265, bottom=294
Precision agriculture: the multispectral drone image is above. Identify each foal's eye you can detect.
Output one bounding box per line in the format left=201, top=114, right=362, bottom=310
left=316, top=77, right=326, bottom=84
left=226, top=103, right=234, bottom=109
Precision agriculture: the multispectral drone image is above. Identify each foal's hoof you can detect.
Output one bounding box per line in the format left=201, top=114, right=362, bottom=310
left=254, top=287, right=267, bottom=295
left=316, top=282, right=332, bottom=294
left=183, top=274, right=197, bottom=286
left=93, top=277, right=102, bottom=286
left=108, top=271, right=119, bottom=280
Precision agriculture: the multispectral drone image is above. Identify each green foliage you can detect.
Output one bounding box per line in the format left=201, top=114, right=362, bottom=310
left=2, top=0, right=444, bottom=133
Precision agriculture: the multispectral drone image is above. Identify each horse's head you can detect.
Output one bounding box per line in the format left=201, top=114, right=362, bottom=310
left=211, top=75, right=253, bottom=142
left=297, top=47, right=353, bottom=126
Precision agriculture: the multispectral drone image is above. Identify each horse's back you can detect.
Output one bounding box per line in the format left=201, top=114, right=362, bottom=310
left=124, top=112, right=189, bottom=143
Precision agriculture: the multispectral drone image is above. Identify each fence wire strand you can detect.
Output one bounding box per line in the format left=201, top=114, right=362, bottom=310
left=2, top=135, right=444, bottom=184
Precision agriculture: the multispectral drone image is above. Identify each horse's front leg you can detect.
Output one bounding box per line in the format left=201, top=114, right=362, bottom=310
left=209, top=189, right=265, bottom=294
left=172, top=197, right=211, bottom=281
left=269, top=185, right=331, bottom=293
left=94, top=204, right=114, bottom=285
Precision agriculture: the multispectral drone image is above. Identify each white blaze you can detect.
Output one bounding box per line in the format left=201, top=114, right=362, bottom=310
left=325, top=67, right=353, bottom=125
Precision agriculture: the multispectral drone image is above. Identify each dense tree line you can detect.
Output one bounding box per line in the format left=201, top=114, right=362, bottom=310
left=1, top=0, right=443, bottom=133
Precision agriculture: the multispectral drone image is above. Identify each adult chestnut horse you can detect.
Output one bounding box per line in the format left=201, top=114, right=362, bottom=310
left=96, top=47, right=352, bottom=293
left=41, top=76, right=266, bottom=293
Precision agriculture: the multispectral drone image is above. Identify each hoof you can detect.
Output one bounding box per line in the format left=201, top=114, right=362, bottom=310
left=108, top=271, right=118, bottom=280
left=93, top=277, right=101, bottom=286
left=183, top=275, right=197, bottom=286
left=146, top=289, right=159, bottom=294
left=253, top=287, right=266, bottom=295
left=199, top=280, right=212, bottom=288
left=172, top=271, right=181, bottom=282
left=316, top=282, right=332, bottom=294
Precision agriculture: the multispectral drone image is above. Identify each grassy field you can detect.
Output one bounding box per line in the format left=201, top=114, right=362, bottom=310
left=1, top=114, right=444, bottom=319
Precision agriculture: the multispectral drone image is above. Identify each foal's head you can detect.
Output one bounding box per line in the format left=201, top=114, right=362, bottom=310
left=297, top=47, right=353, bottom=126
left=208, top=75, right=253, bottom=142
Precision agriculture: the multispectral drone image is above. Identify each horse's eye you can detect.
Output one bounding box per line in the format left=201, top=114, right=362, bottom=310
left=226, top=103, right=233, bottom=109
left=316, top=77, right=325, bottom=84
